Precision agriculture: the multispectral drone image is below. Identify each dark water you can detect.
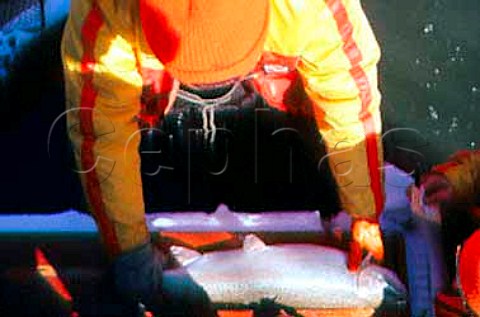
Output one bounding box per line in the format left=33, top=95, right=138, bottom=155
left=364, top=0, right=479, bottom=166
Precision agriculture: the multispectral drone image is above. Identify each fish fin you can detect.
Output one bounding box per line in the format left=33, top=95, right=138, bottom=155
left=169, top=245, right=202, bottom=266
left=243, top=234, right=267, bottom=252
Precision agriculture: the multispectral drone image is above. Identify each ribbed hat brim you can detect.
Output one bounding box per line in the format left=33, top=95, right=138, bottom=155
left=140, top=0, right=270, bottom=84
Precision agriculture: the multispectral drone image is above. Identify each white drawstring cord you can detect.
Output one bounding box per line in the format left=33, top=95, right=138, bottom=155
left=209, top=105, right=216, bottom=144
left=201, top=104, right=209, bottom=139
left=201, top=104, right=217, bottom=144
left=177, top=82, right=239, bottom=145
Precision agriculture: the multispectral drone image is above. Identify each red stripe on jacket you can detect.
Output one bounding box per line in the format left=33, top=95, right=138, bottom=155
left=79, top=1, right=120, bottom=255
left=325, top=0, right=384, bottom=217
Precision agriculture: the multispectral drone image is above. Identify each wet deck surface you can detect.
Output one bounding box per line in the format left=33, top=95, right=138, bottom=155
left=364, top=0, right=479, bottom=166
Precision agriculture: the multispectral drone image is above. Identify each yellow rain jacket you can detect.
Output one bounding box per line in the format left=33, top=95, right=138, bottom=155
left=62, top=0, right=384, bottom=256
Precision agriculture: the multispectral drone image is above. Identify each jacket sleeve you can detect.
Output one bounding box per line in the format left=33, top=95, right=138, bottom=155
left=61, top=0, right=150, bottom=255
left=433, top=150, right=480, bottom=205
left=295, top=0, right=384, bottom=220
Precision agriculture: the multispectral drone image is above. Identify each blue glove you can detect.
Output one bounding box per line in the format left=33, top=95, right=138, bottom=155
left=113, top=242, right=163, bottom=305
left=112, top=242, right=216, bottom=316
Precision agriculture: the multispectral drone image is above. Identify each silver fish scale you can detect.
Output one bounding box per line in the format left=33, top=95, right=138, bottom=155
left=177, top=243, right=405, bottom=309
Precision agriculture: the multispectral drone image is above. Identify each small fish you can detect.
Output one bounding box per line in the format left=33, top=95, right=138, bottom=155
left=166, top=234, right=407, bottom=310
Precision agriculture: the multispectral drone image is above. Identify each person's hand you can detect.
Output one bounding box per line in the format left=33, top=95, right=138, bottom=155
left=420, top=172, right=453, bottom=209
left=352, top=220, right=384, bottom=261
left=348, top=220, right=384, bottom=272
left=113, top=242, right=164, bottom=304
left=113, top=242, right=216, bottom=316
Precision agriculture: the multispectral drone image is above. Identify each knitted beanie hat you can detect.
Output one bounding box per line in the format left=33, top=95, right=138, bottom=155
left=140, top=0, right=270, bottom=85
